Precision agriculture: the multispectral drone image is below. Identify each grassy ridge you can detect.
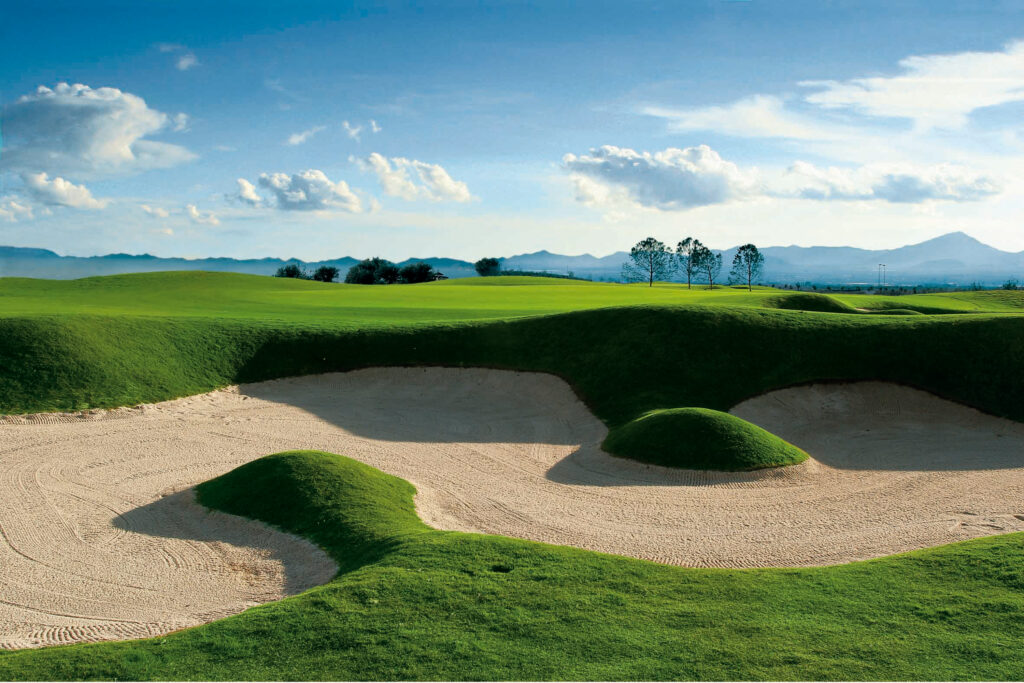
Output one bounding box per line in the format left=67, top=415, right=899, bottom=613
left=3, top=450, right=1023, bottom=681
left=3, top=307, right=1024, bottom=428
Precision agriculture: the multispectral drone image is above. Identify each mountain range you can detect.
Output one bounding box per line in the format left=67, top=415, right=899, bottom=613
left=1, top=232, right=1021, bottom=286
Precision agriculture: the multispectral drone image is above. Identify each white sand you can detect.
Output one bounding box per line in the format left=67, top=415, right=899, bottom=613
left=2, top=368, right=1023, bottom=649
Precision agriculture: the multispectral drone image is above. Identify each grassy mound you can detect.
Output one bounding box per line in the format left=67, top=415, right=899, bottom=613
left=603, top=407, right=808, bottom=470
left=4, top=450, right=1024, bottom=680
left=765, top=292, right=860, bottom=314
left=197, top=450, right=427, bottom=572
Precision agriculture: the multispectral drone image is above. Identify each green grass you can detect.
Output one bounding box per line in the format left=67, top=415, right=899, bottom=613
left=1, top=272, right=1021, bottom=327
left=603, top=407, right=809, bottom=470
left=4, top=450, right=1023, bottom=681
left=2, top=272, right=1024, bottom=679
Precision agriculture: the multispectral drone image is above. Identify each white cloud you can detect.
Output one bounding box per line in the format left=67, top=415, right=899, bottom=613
left=21, top=172, right=107, bottom=209
left=643, top=95, right=846, bottom=142
left=256, top=169, right=363, bottom=212
left=562, top=145, right=758, bottom=211
left=357, top=153, right=473, bottom=202
left=141, top=204, right=170, bottom=218
left=176, top=53, right=199, bottom=71
left=641, top=41, right=1024, bottom=170
left=562, top=145, right=1001, bottom=212
left=342, top=120, right=362, bottom=141
left=228, top=178, right=263, bottom=206
left=0, top=198, right=33, bottom=222
left=156, top=43, right=199, bottom=71
left=801, top=40, right=1024, bottom=131
left=171, top=113, right=190, bottom=132
left=0, top=83, right=196, bottom=179
left=370, top=119, right=382, bottom=134
left=777, top=161, right=1003, bottom=203
left=286, top=125, right=326, bottom=146
left=185, top=204, right=220, bottom=225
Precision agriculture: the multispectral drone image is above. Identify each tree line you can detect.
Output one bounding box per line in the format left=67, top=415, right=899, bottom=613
left=274, top=259, right=446, bottom=284
left=622, top=237, right=764, bottom=290
left=274, top=242, right=765, bottom=289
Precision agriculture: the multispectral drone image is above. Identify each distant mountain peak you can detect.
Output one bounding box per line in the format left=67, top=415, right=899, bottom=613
left=917, top=231, right=981, bottom=245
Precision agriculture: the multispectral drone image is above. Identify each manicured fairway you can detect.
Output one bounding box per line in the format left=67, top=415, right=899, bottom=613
left=1, top=272, right=1021, bottom=325
left=1, top=272, right=1024, bottom=680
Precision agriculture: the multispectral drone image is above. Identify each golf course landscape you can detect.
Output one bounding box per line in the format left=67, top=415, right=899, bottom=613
left=2, top=272, right=1024, bottom=680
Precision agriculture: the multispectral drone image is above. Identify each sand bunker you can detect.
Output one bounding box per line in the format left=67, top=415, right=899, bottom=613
left=3, top=368, right=1024, bottom=649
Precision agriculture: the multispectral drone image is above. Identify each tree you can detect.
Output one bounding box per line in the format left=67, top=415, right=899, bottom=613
left=398, top=262, right=437, bottom=284
left=622, top=237, right=674, bottom=287
left=274, top=263, right=308, bottom=279
left=311, top=265, right=340, bottom=283
left=344, top=257, right=400, bottom=284
left=691, top=244, right=722, bottom=289
left=475, top=257, right=501, bottom=277
left=676, top=237, right=702, bottom=289
left=729, top=244, right=765, bottom=291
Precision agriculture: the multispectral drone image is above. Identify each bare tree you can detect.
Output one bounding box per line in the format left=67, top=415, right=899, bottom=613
left=622, top=237, right=674, bottom=287
left=729, top=244, right=765, bottom=291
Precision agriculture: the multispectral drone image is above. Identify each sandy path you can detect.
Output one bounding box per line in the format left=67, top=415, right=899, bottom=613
left=2, top=368, right=1024, bottom=649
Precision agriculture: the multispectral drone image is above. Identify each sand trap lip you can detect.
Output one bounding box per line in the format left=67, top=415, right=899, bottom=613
left=3, top=368, right=1024, bottom=649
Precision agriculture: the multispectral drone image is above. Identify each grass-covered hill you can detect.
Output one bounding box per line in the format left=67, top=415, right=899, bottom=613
left=2, top=272, right=1024, bottom=679
left=3, top=450, right=1023, bottom=680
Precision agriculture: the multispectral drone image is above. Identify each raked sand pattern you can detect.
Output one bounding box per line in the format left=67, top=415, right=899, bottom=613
left=2, top=367, right=1024, bottom=649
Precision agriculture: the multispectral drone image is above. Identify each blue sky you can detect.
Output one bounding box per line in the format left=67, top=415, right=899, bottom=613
left=3, top=0, right=1024, bottom=259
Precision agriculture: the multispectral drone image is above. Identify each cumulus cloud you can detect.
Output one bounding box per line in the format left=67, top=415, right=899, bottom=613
left=255, top=169, right=363, bottom=212
left=185, top=204, right=220, bottom=225
left=562, top=145, right=758, bottom=211
left=357, top=153, right=472, bottom=202
left=286, top=125, right=326, bottom=146
left=562, top=145, right=1001, bottom=212
left=0, top=83, right=196, bottom=179
left=0, top=198, right=34, bottom=222
left=229, top=178, right=263, bottom=206
left=801, top=40, right=1024, bottom=130
left=141, top=204, right=170, bottom=218
left=21, top=172, right=107, bottom=209
left=370, top=119, right=382, bottom=134
left=777, top=161, right=1002, bottom=203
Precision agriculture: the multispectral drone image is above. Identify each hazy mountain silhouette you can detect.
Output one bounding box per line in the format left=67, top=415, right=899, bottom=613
left=1, top=232, right=1021, bottom=285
